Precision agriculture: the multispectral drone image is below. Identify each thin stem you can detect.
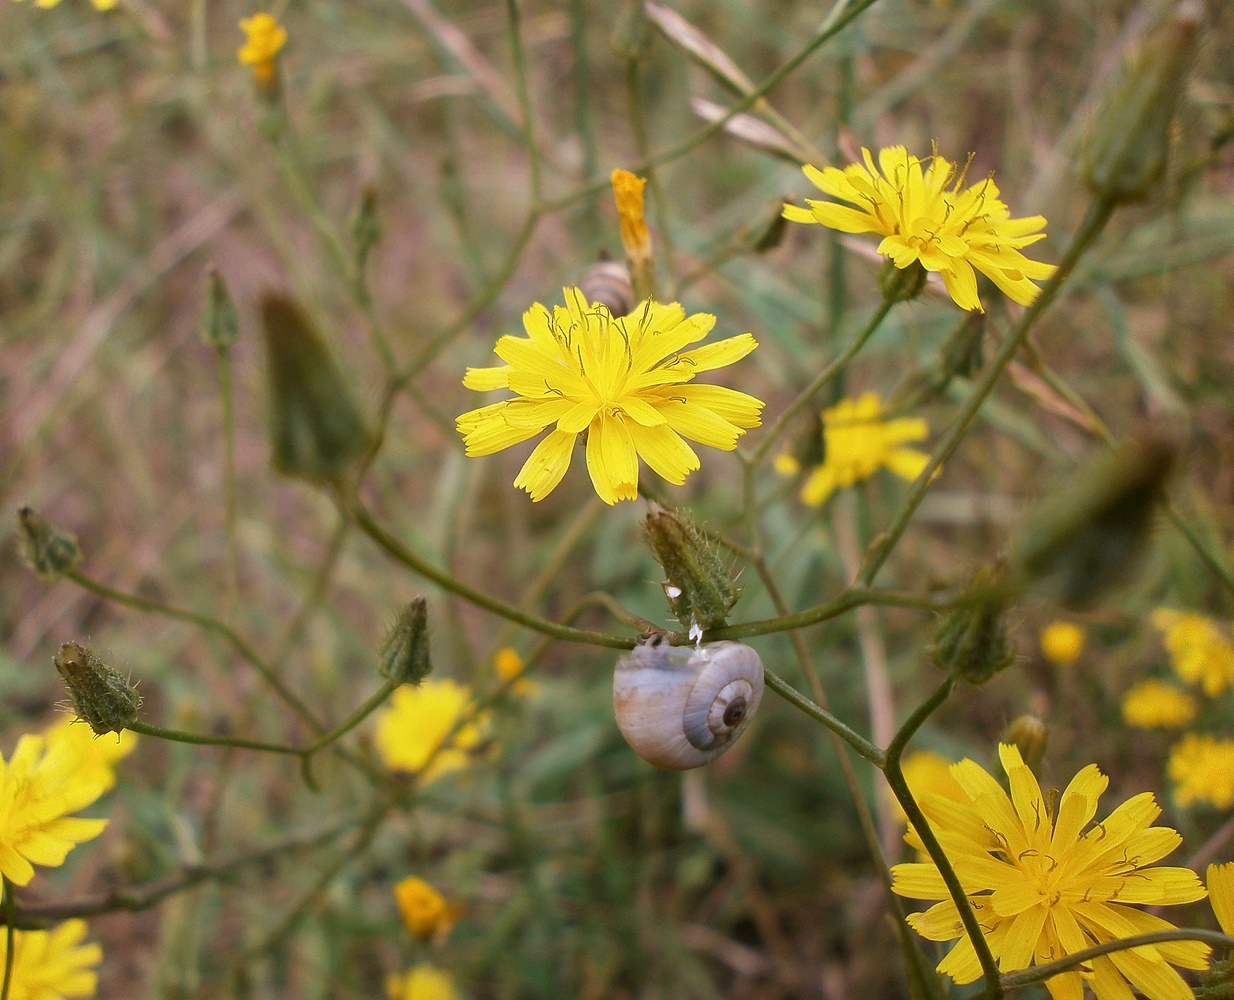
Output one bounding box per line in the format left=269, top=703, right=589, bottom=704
left=127, top=721, right=303, bottom=757
left=302, top=678, right=399, bottom=756
left=626, top=59, right=674, bottom=287
left=505, top=0, right=541, bottom=202
left=763, top=668, right=884, bottom=766
left=216, top=345, right=239, bottom=614
left=749, top=298, right=895, bottom=466
left=65, top=570, right=327, bottom=734
left=705, top=587, right=939, bottom=641
left=859, top=197, right=1118, bottom=587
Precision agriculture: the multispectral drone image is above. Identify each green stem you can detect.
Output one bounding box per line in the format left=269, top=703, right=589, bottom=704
left=1, top=879, right=13, bottom=1000
left=127, top=720, right=302, bottom=757
left=217, top=345, right=238, bottom=613
left=763, top=668, right=884, bottom=765
left=302, top=678, right=399, bottom=756
left=859, top=197, right=1118, bottom=587
left=626, top=59, right=674, bottom=290
left=506, top=0, right=541, bottom=202
left=705, top=587, right=938, bottom=641
left=749, top=297, right=895, bottom=466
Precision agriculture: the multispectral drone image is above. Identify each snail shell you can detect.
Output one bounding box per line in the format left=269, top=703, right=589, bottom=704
left=613, top=636, right=764, bottom=770
left=579, top=260, right=634, bottom=318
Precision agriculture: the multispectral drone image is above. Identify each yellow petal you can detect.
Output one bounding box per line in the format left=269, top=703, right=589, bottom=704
left=513, top=430, right=577, bottom=501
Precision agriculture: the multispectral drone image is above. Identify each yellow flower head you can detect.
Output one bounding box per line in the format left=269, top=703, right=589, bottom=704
left=237, top=13, right=287, bottom=86
left=1121, top=680, right=1197, bottom=730
left=1152, top=608, right=1234, bottom=696
left=1207, top=863, right=1234, bottom=939
left=457, top=288, right=763, bottom=504
left=1168, top=734, right=1234, bottom=810
left=892, top=744, right=1209, bottom=996
left=394, top=875, right=462, bottom=942
left=1039, top=620, right=1085, bottom=667
left=373, top=679, right=488, bottom=784
left=796, top=392, right=928, bottom=507
left=386, top=964, right=461, bottom=1000
left=493, top=647, right=540, bottom=697
left=43, top=716, right=136, bottom=799
left=0, top=729, right=117, bottom=886
left=0, top=919, right=101, bottom=1000
left=784, top=146, right=1056, bottom=312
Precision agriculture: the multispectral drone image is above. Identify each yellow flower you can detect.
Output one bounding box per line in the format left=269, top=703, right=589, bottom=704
left=1152, top=608, right=1234, bottom=696
left=373, top=679, right=488, bottom=784
left=43, top=716, right=136, bottom=798
left=797, top=392, right=928, bottom=507
left=1168, top=734, right=1234, bottom=809
left=237, top=13, right=287, bottom=87
left=891, top=750, right=965, bottom=827
left=457, top=287, right=763, bottom=504
left=0, top=919, right=101, bottom=1000
left=892, top=744, right=1209, bottom=998
left=784, top=146, right=1056, bottom=312
left=1207, top=863, right=1234, bottom=938
left=394, top=875, right=462, bottom=941
left=0, top=729, right=117, bottom=886
left=386, top=964, right=461, bottom=1000
left=493, top=647, right=540, bottom=696
left=18, top=0, right=116, bottom=9
left=1121, top=680, right=1197, bottom=730
left=1039, top=621, right=1085, bottom=666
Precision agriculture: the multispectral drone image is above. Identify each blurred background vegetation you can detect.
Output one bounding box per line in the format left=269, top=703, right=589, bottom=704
left=2, top=0, right=1234, bottom=996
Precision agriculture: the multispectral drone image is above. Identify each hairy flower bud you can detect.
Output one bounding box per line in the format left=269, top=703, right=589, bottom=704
left=879, top=259, right=929, bottom=305
left=201, top=268, right=240, bottom=351
left=930, top=564, right=1017, bottom=685
left=1003, top=715, right=1048, bottom=773
left=16, top=507, right=82, bottom=582
left=938, top=311, right=985, bottom=381
left=1082, top=1, right=1201, bottom=203
left=1011, top=438, right=1174, bottom=609
left=351, top=184, right=382, bottom=274
left=642, top=505, right=740, bottom=635
left=380, top=598, right=433, bottom=685
left=54, top=641, right=141, bottom=736
left=261, top=292, right=371, bottom=484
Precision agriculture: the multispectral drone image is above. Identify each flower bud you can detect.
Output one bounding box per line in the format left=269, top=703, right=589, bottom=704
left=880, top=259, right=929, bottom=305
left=54, top=641, right=141, bottom=736
left=261, top=292, right=372, bottom=484
left=201, top=269, right=239, bottom=351
left=930, top=564, right=1017, bottom=685
left=1082, top=1, right=1201, bottom=203
left=351, top=184, right=382, bottom=275
left=611, top=169, right=656, bottom=302
left=642, top=505, right=740, bottom=634
left=380, top=598, right=432, bottom=685
left=1010, top=438, right=1174, bottom=609
left=16, top=507, right=82, bottom=582
left=1003, top=715, right=1048, bottom=773
left=938, top=311, right=985, bottom=380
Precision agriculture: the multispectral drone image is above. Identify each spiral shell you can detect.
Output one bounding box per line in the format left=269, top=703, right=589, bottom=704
left=613, top=636, right=764, bottom=769
left=579, top=260, right=634, bottom=318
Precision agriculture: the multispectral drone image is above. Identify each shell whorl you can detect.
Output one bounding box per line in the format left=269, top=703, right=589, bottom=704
left=612, top=637, right=764, bottom=770
left=579, top=260, right=634, bottom=318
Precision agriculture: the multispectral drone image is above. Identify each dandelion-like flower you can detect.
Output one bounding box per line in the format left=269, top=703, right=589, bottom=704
left=892, top=743, right=1209, bottom=999
left=1153, top=609, right=1234, bottom=696
left=1039, top=621, right=1085, bottom=667
left=1168, top=734, right=1234, bottom=810
left=237, top=13, right=287, bottom=88
left=457, top=287, right=763, bottom=504
left=394, top=875, right=462, bottom=942
left=1121, top=680, right=1197, bottom=730
left=373, top=679, right=488, bottom=785
left=0, top=919, right=101, bottom=1000
left=779, top=392, right=929, bottom=507
left=784, top=146, right=1056, bottom=312
left=494, top=647, right=540, bottom=697
left=386, top=964, right=461, bottom=1000
left=0, top=726, right=122, bottom=886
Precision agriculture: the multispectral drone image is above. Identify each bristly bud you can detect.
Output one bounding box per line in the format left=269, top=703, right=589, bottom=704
left=930, top=563, right=1017, bottom=685
left=17, top=507, right=82, bottom=582
left=1003, top=715, right=1048, bottom=773
left=1082, top=1, right=1202, bottom=203
left=261, top=292, right=372, bottom=484
left=54, top=641, right=141, bottom=736
left=380, top=598, right=432, bottom=685
left=1196, top=959, right=1234, bottom=1000
left=938, top=312, right=985, bottom=381
left=880, top=260, right=929, bottom=305
left=201, top=269, right=240, bottom=351
left=642, top=505, right=740, bottom=634
left=351, top=184, right=382, bottom=275
left=610, top=0, right=651, bottom=61
left=1010, top=438, right=1175, bottom=609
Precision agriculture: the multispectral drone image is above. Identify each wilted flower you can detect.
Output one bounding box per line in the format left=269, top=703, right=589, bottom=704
left=457, top=288, right=763, bottom=504
left=237, top=13, right=287, bottom=89
left=785, top=146, right=1056, bottom=311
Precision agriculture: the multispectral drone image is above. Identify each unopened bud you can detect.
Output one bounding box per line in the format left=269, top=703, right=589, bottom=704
left=54, top=641, right=141, bottom=736
left=351, top=184, right=381, bottom=274
left=201, top=269, right=239, bottom=351
left=380, top=598, right=432, bottom=685
left=1011, top=438, right=1174, bottom=609
left=1196, top=960, right=1234, bottom=1000
left=880, top=260, right=929, bottom=305
left=261, top=292, right=371, bottom=484
left=938, top=312, right=985, bottom=380
left=17, top=507, right=82, bottom=582
left=1003, top=715, right=1048, bottom=773
left=643, top=505, right=740, bottom=634
left=1082, top=2, right=1201, bottom=203
left=930, top=564, right=1017, bottom=685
